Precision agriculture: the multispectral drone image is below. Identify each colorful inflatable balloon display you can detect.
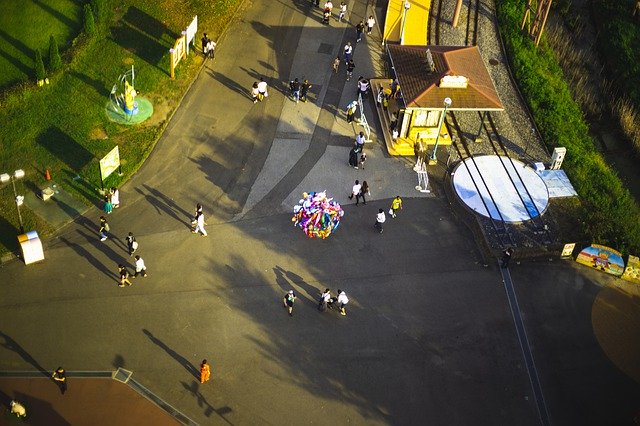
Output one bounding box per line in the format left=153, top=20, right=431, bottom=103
left=292, top=191, right=344, bottom=239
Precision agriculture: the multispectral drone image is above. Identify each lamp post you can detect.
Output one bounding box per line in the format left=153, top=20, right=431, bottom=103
left=400, top=1, right=411, bottom=45
left=1, top=169, right=26, bottom=234
left=430, top=97, right=452, bottom=164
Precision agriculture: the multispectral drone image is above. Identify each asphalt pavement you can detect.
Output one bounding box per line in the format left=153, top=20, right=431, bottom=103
left=1, top=0, right=639, bottom=424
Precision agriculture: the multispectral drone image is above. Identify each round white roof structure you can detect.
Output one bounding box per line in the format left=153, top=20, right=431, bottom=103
left=452, top=155, right=549, bottom=223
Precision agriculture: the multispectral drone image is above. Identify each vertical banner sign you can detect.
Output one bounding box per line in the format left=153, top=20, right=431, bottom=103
left=99, top=146, right=121, bottom=189
left=184, top=15, right=198, bottom=55
left=170, top=35, right=187, bottom=79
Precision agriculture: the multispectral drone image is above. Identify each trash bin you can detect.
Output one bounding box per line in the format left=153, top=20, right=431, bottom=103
left=18, top=231, right=44, bottom=265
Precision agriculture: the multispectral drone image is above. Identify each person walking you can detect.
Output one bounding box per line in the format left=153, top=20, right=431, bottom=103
left=358, top=181, right=369, bottom=205
left=289, top=78, right=301, bottom=103
left=359, top=151, right=367, bottom=170
left=200, top=360, right=211, bottom=384
left=324, top=0, right=333, bottom=13
left=251, top=82, right=260, bottom=103
left=206, top=39, right=216, bottom=59
left=348, top=146, right=360, bottom=169
left=300, top=79, right=312, bottom=102
left=390, top=195, right=403, bottom=218
left=283, top=290, right=296, bottom=316
left=193, top=211, right=208, bottom=236
left=110, top=187, right=120, bottom=208
left=103, top=194, right=113, bottom=215
left=374, top=208, right=386, bottom=233
left=348, top=180, right=362, bottom=203
left=343, top=42, right=353, bottom=63
left=133, top=255, right=148, bottom=278
left=125, top=232, right=138, bottom=256
left=356, top=20, right=365, bottom=42
left=52, top=367, right=67, bottom=395
left=366, top=15, right=376, bottom=35
left=345, top=100, right=357, bottom=122
left=357, top=77, right=370, bottom=97
left=332, top=56, right=340, bottom=73
left=257, top=78, right=268, bottom=101
left=501, top=247, right=514, bottom=268
left=338, top=1, right=347, bottom=21
left=336, top=289, right=349, bottom=316
left=201, top=33, right=210, bottom=57
left=355, top=131, right=366, bottom=150
left=318, top=288, right=332, bottom=312
left=322, top=7, right=331, bottom=25
left=346, top=59, right=355, bottom=81
left=99, top=216, right=110, bottom=241
left=118, top=264, right=132, bottom=287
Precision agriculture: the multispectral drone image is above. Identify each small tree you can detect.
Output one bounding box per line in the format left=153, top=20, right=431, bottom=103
left=84, top=4, right=96, bottom=35
left=48, top=35, right=62, bottom=72
left=34, top=50, right=45, bottom=82
left=91, top=0, right=105, bottom=22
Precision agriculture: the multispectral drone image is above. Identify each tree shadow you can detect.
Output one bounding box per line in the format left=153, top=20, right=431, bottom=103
left=0, top=28, right=37, bottom=62
left=0, top=213, right=19, bottom=253
left=36, top=127, right=94, bottom=174
left=110, top=6, right=178, bottom=72
left=0, top=49, right=32, bottom=83
left=0, top=332, right=49, bottom=376
left=181, top=380, right=234, bottom=424
left=68, top=71, right=109, bottom=98
left=142, top=329, right=198, bottom=379
left=32, top=0, right=80, bottom=30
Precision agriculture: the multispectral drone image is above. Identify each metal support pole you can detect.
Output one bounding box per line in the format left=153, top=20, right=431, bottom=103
left=430, top=98, right=452, bottom=163
left=10, top=176, right=24, bottom=234
left=400, top=2, right=411, bottom=45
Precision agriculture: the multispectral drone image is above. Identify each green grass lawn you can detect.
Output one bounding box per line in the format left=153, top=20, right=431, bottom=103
left=0, top=0, right=243, bottom=256
left=0, top=0, right=82, bottom=89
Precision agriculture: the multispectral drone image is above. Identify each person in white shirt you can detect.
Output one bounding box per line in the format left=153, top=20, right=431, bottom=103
left=366, top=15, right=375, bottom=35
left=134, top=255, right=147, bottom=277
left=324, top=0, right=333, bottom=13
left=355, top=131, right=366, bottom=152
left=357, top=77, right=370, bottom=97
left=336, top=289, right=349, bottom=316
left=343, top=42, right=353, bottom=63
left=375, top=208, right=386, bottom=233
left=338, top=2, right=347, bottom=21
left=193, top=211, right=208, bottom=236
left=348, top=180, right=362, bottom=202
left=257, top=78, right=268, bottom=101
left=318, top=288, right=332, bottom=312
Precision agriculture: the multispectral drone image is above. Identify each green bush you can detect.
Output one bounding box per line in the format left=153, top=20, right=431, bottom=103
left=91, top=0, right=106, bottom=23
left=84, top=4, right=96, bottom=35
left=48, top=35, right=62, bottom=72
left=497, top=0, right=640, bottom=254
left=34, top=49, right=45, bottom=81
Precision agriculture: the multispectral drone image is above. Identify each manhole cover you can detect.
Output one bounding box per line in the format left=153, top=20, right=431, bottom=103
left=489, top=58, right=500, bottom=65
left=318, top=43, right=334, bottom=55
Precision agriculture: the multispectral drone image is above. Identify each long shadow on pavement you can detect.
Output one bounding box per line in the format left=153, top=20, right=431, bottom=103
left=143, top=329, right=198, bottom=379
left=0, top=332, right=49, bottom=376
left=181, top=380, right=233, bottom=424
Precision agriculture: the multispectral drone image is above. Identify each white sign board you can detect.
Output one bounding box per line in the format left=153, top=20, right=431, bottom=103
left=99, top=146, right=120, bottom=181
left=184, top=15, right=198, bottom=54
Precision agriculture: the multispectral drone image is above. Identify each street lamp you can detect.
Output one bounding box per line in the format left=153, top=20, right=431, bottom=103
left=400, top=1, right=411, bottom=45
left=1, top=169, right=26, bottom=234
left=430, top=97, right=452, bottom=164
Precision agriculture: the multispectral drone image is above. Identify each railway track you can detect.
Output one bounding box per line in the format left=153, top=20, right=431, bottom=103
left=429, top=0, right=480, bottom=46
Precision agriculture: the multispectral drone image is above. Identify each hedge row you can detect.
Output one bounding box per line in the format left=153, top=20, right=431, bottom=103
left=496, top=0, right=640, bottom=254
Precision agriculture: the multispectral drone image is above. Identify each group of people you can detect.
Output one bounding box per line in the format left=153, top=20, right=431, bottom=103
left=347, top=182, right=403, bottom=234
left=283, top=288, right=349, bottom=316
left=102, top=187, right=120, bottom=215
left=251, top=79, right=269, bottom=103
left=289, top=78, right=312, bottom=103
left=201, top=33, right=216, bottom=59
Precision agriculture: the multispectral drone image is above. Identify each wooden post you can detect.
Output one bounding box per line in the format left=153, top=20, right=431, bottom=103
left=452, top=0, right=463, bottom=28
left=170, top=48, right=175, bottom=79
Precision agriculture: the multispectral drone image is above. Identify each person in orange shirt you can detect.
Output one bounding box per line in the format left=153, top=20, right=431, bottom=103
left=200, top=359, right=211, bottom=384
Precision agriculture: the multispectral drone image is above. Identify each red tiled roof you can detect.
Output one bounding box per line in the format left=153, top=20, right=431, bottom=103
left=387, top=44, right=503, bottom=110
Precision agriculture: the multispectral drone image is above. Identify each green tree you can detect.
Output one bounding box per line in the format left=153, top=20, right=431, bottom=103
left=84, top=4, right=96, bottom=35
left=48, top=35, right=62, bottom=72
left=91, top=0, right=105, bottom=22
left=34, top=50, right=45, bottom=81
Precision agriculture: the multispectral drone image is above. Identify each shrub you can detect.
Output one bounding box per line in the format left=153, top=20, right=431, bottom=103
left=48, top=35, right=62, bottom=72
left=34, top=50, right=45, bottom=81
left=84, top=4, right=96, bottom=35
left=91, top=0, right=105, bottom=23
